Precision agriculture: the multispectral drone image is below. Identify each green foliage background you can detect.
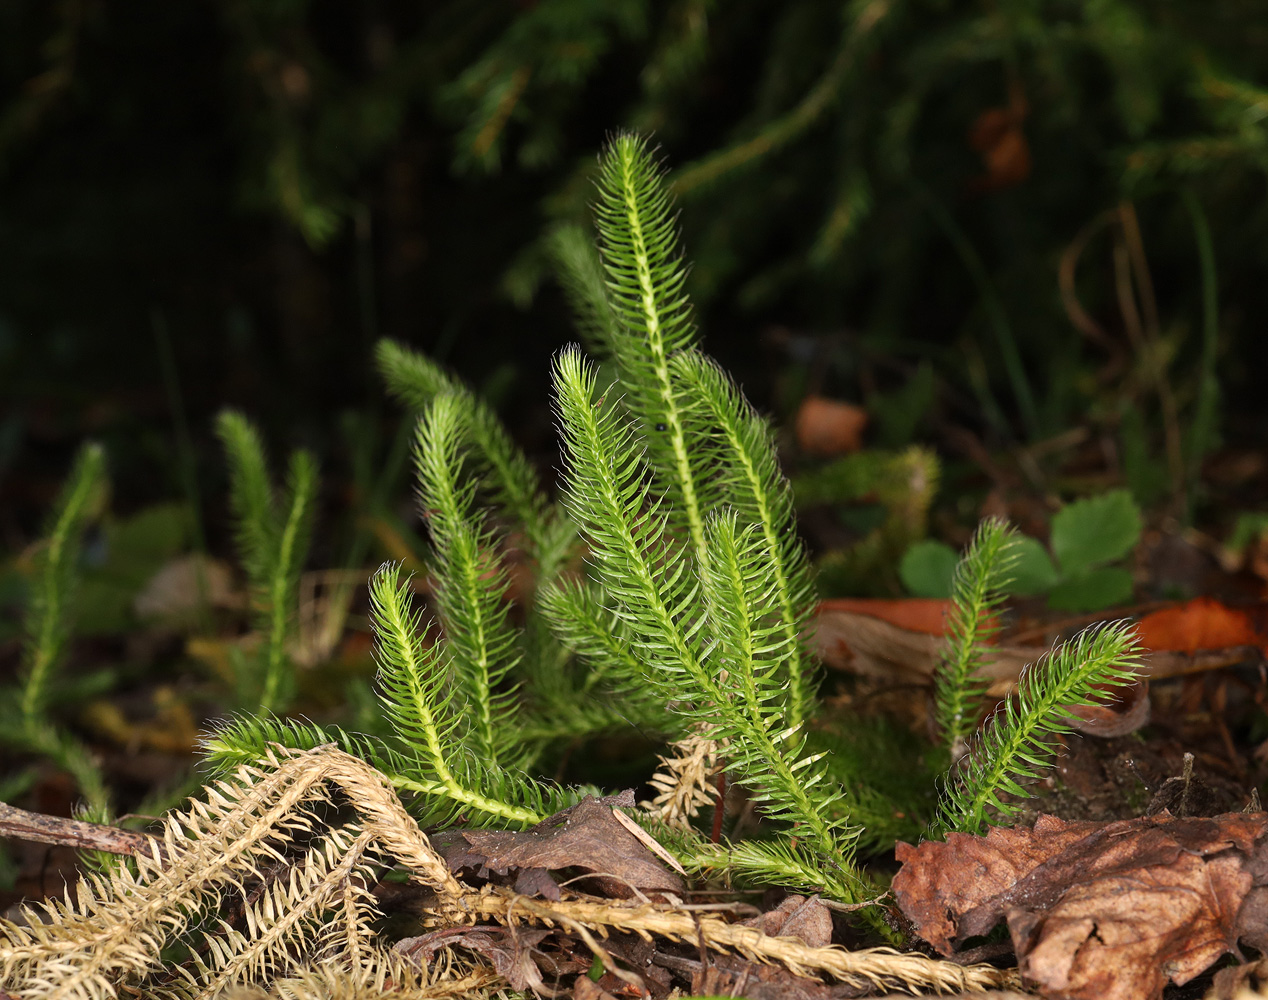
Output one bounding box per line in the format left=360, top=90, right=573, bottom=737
left=3, top=0, right=1266, bottom=534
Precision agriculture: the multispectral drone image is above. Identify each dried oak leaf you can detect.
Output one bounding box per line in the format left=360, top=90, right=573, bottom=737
left=436, top=793, right=685, bottom=900
left=894, top=811, right=1268, bottom=1000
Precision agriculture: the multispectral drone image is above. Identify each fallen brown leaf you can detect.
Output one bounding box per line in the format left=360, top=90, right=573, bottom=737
left=573, top=974, right=621, bottom=1000
left=690, top=951, right=865, bottom=1000
left=812, top=602, right=1033, bottom=688
left=742, top=894, right=833, bottom=948
left=1205, top=956, right=1268, bottom=1000
left=811, top=595, right=1268, bottom=737
left=1137, top=596, right=1268, bottom=657
left=134, top=554, right=240, bottom=623
left=1062, top=677, right=1150, bottom=738
left=436, top=793, right=685, bottom=900
left=796, top=396, right=868, bottom=457
left=396, top=925, right=564, bottom=994
left=893, top=811, right=1268, bottom=1000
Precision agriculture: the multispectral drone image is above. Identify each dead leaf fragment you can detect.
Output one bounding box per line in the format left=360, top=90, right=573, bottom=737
left=1206, top=956, right=1268, bottom=999
left=1136, top=596, right=1268, bottom=656
left=811, top=601, right=1035, bottom=689
left=437, top=794, right=685, bottom=899
left=817, top=597, right=954, bottom=636
left=573, top=974, right=620, bottom=1000
left=396, top=925, right=562, bottom=994
left=894, top=811, right=1268, bottom=1000
left=1062, top=678, right=1150, bottom=738
left=743, top=894, right=833, bottom=949
left=796, top=396, right=868, bottom=457
left=134, top=554, right=239, bottom=624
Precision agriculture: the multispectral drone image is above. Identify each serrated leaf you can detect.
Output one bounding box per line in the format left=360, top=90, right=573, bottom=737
left=1047, top=567, right=1135, bottom=612
left=1008, top=537, right=1059, bottom=596
left=1050, top=490, right=1142, bottom=577
left=900, top=540, right=958, bottom=598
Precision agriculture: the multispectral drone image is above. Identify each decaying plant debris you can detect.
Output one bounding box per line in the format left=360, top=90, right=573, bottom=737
left=0, top=745, right=1014, bottom=998
left=894, top=809, right=1268, bottom=1000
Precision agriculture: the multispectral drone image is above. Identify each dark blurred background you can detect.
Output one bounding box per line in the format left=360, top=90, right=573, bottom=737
left=4, top=0, right=1268, bottom=546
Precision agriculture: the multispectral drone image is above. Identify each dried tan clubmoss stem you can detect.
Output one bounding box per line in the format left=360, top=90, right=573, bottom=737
left=462, top=890, right=1017, bottom=994
left=0, top=746, right=464, bottom=1000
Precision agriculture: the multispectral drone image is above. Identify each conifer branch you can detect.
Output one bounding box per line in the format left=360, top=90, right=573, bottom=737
left=217, top=410, right=317, bottom=713
left=3, top=444, right=111, bottom=811
left=261, top=450, right=317, bottom=713
left=548, top=222, right=619, bottom=357
left=553, top=349, right=864, bottom=899
left=536, top=576, right=645, bottom=693
left=217, top=411, right=276, bottom=582
left=203, top=715, right=452, bottom=805
left=376, top=339, right=564, bottom=577
left=671, top=831, right=866, bottom=906
left=21, top=721, right=111, bottom=816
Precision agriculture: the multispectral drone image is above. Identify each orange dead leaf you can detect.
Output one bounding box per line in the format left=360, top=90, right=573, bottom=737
left=794, top=395, right=868, bottom=456
left=817, top=596, right=952, bottom=635
left=1136, top=596, right=1267, bottom=656
left=968, top=88, right=1031, bottom=193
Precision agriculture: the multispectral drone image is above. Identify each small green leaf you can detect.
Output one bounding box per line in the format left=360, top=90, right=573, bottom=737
left=1228, top=512, right=1268, bottom=552
left=1050, top=490, right=1142, bottom=577
left=899, top=540, right=958, bottom=598
left=1007, top=537, right=1059, bottom=596
left=1047, top=567, right=1134, bottom=612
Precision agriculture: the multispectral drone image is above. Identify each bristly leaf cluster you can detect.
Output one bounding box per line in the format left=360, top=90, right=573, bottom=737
left=925, top=519, right=1142, bottom=837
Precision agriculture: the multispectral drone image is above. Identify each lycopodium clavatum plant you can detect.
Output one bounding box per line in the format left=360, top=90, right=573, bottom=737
left=924, top=518, right=1143, bottom=838
left=201, top=134, right=1145, bottom=914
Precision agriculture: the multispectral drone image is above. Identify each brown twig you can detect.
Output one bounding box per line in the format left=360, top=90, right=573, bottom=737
left=1115, top=201, right=1184, bottom=513
left=711, top=772, right=727, bottom=844
left=0, top=801, right=159, bottom=859
left=1058, top=209, right=1118, bottom=351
